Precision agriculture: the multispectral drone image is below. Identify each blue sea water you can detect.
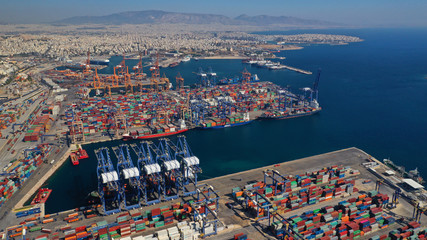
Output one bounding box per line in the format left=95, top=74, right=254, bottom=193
left=43, top=28, right=427, bottom=213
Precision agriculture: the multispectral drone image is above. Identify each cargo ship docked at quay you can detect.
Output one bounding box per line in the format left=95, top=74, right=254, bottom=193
left=199, top=119, right=253, bottom=129
left=199, top=112, right=252, bottom=129
left=90, top=59, right=110, bottom=66
left=261, top=70, right=322, bottom=120
left=383, top=158, right=425, bottom=184
left=122, top=120, right=188, bottom=140
left=260, top=101, right=321, bottom=120
left=122, top=128, right=188, bottom=140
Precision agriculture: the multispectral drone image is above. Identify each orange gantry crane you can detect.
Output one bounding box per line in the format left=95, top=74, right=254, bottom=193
left=133, top=52, right=145, bottom=80
left=116, top=53, right=127, bottom=76
left=71, top=110, right=85, bottom=143
left=116, top=53, right=133, bottom=93
left=124, top=72, right=133, bottom=94
left=241, top=68, right=251, bottom=84
left=150, top=53, right=161, bottom=92
left=109, top=68, right=120, bottom=88
left=92, top=68, right=103, bottom=89
left=176, top=72, right=184, bottom=91
left=82, top=50, right=92, bottom=76
left=132, top=53, right=146, bottom=93
left=160, top=73, right=170, bottom=91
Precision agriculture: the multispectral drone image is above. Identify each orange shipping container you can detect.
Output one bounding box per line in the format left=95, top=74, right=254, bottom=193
left=42, top=218, right=54, bottom=224
left=68, top=218, right=79, bottom=223
left=76, top=232, right=87, bottom=237
left=9, top=232, right=22, bottom=238
left=68, top=213, right=78, bottom=218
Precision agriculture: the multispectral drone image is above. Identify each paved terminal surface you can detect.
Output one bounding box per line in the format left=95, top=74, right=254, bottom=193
left=1, top=147, right=426, bottom=239
left=0, top=87, right=47, bottom=170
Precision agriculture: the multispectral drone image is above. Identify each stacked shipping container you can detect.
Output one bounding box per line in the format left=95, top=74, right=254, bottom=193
left=0, top=144, right=52, bottom=207
left=232, top=166, right=359, bottom=219
left=273, top=192, right=393, bottom=239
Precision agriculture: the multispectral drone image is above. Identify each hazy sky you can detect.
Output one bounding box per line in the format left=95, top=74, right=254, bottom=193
left=1, top=0, right=427, bottom=27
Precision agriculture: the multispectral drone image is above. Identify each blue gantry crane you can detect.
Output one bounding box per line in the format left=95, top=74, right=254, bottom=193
left=174, top=135, right=201, bottom=196
left=106, top=102, right=128, bottom=137
left=189, top=96, right=209, bottom=126
left=236, top=91, right=256, bottom=106
left=41, top=134, right=56, bottom=143
left=269, top=211, right=305, bottom=239
left=66, top=107, right=85, bottom=143
left=95, top=147, right=120, bottom=215
left=154, top=138, right=182, bottom=201
left=23, top=148, right=42, bottom=159
left=264, top=169, right=290, bottom=195
left=206, top=67, right=217, bottom=87
left=12, top=123, right=23, bottom=132
left=216, top=97, right=234, bottom=120
left=131, top=141, right=163, bottom=205
left=299, top=69, right=321, bottom=107
left=0, top=172, right=15, bottom=177
left=311, top=69, right=321, bottom=103
left=192, top=184, right=222, bottom=237
left=195, top=67, right=209, bottom=88
left=113, top=144, right=141, bottom=210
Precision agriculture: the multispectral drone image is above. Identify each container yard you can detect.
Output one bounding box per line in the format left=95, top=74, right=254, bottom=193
left=2, top=147, right=427, bottom=240
left=61, top=65, right=321, bottom=143
left=0, top=144, right=53, bottom=208
left=0, top=56, right=426, bottom=240
left=0, top=55, right=323, bottom=231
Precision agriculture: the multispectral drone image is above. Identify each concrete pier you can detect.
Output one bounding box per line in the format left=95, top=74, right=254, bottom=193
left=282, top=64, right=313, bottom=75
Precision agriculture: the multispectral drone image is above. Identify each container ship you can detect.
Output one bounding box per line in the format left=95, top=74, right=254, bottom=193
left=123, top=120, right=188, bottom=140
left=383, top=158, right=425, bottom=184
left=200, top=113, right=252, bottom=129
left=217, top=74, right=259, bottom=85
left=261, top=106, right=322, bottom=120
left=89, top=59, right=110, bottom=66
left=261, top=70, right=322, bottom=120
left=69, top=145, right=89, bottom=166
left=64, top=63, right=85, bottom=70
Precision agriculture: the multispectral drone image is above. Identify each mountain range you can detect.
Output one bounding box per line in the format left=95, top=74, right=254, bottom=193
left=56, top=10, right=335, bottom=26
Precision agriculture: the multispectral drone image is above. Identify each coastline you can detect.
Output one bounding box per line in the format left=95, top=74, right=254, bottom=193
left=14, top=148, right=71, bottom=210
left=199, top=56, right=247, bottom=59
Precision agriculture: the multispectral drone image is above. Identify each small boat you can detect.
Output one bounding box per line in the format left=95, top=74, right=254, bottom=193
left=76, top=148, right=89, bottom=160
left=31, top=188, right=52, bottom=205
left=70, top=152, right=79, bottom=165
left=169, top=62, right=179, bottom=68
left=181, top=56, right=191, bottom=62
left=70, top=145, right=88, bottom=165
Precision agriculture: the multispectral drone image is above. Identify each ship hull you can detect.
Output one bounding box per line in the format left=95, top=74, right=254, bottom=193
left=70, top=153, right=79, bottom=165
left=123, top=129, right=188, bottom=140
left=200, top=120, right=253, bottom=129
left=90, top=60, right=109, bottom=66
left=31, top=189, right=52, bottom=205
left=260, top=109, right=321, bottom=120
